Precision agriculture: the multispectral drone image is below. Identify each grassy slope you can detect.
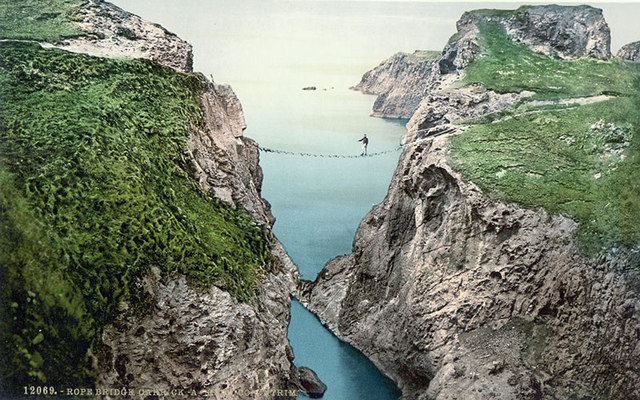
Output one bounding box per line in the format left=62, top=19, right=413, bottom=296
left=407, top=50, right=441, bottom=62
left=0, top=1, right=271, bottom=391
left=450, top=20, right=640, bottom=251
left=0, top=0, right=85, bottom=41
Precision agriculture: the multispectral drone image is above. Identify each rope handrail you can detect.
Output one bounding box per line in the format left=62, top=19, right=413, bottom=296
left=255, top=126, right=457, bottom=158
left=257, top=144, right=404, bottom=158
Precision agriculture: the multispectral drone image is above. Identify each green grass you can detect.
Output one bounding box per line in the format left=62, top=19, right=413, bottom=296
left=407, top=50, right=441, bottom=62
left=0, top=0, right=85, bottom=42
left=0, top=43, right=272, bottom=390
left=463, top=23, right=638, bottom=99
left=451, top=23, right=640, bottom=251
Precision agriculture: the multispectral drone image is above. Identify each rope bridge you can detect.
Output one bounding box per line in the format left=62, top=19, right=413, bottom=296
left=257, top=144, right=404, bottom=158
left=256, top=125, right=457, bottom=158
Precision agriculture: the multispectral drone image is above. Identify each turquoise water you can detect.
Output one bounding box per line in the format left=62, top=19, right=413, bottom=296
left=288, top=301, right=401, bottom=399
left=110, top=1, right=640, bottom=399
left=245, top=74, right=406, bottom=399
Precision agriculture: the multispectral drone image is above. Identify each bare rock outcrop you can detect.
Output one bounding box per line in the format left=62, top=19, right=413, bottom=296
left=99, top=245, right=296, bottom=399
left=618, top=41, right=640, bottom=63
left=301, top=5, right=639, bottom=400
left=455, top=5, right=611, bottom=63
left=504, top=5, right=610, bottom=60
left=427, top=6, right=610, bottom=82
left=43, top=0, right=193, bottom=72
left=352, top=51, right=440, bottom=119
left=302, top=132, right=640, bottom=399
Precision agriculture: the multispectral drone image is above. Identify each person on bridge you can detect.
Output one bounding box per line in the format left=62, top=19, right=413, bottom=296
left=358, top=134, right=369, bottom=156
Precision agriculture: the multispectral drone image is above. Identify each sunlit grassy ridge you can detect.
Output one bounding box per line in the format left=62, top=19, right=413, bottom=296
left=450, top=21, right=640, bottom=251
left=0, top=42, right=272, bottom=389
left=463, top=23, right=638, bottom=99
left=0, top=0, right=85, bottom=42
left=407, top=50, right=441, bottom=62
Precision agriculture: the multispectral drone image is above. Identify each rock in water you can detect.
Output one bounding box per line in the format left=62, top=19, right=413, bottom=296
left=617, top=41, right=640, bottom=63
left=296, top=367, right=327, bottom=398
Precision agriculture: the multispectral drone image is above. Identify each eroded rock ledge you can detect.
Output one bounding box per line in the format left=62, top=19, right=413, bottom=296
left=43, top=0, right=193, bottom=72
left=618, top=41, right=640, bottom=63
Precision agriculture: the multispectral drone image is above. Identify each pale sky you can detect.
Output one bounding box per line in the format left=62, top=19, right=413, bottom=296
left=317, top=0, right=640, bottom=2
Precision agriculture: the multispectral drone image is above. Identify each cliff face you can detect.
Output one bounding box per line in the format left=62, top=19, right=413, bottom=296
left=352, top=51, right=439, bottom=119
left=303, top=5, right=640, bottom=400
left=618, top=41, right=640, bottom=63
left=31, top=1, right=299, bottom=397
left=97, top=81, right=298, bottom=399
left=302, top=138, right=640, bottom=399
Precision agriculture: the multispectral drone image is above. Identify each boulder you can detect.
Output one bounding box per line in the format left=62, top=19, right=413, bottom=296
left=296, top=366, right=327, bottom=398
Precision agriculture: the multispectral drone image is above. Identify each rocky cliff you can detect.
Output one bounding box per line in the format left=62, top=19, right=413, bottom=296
left=76, top=4, right=300, bottom=399
left=618, top=41, right=640, bottom=63
left=302, top=5, right=640, bottom=400
left=352, top=51, right=440, bottom=119
left=1, top=1, right=301, bottom=398
left=97, top=79, right=299, bottom=399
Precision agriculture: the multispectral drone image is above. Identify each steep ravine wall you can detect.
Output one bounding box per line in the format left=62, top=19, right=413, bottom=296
left=97, top=81, right=299, bottom=399
left=301, top=5, right=640, bottom=400
left=28, top=1, right=302, bottom=398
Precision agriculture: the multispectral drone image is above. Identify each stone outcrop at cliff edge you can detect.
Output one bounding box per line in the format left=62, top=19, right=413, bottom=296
left=352, top=51, right=440, bottom=119
left=618, top=41, right=640, bottom=63
left=43, top=0, right=193, bottom=72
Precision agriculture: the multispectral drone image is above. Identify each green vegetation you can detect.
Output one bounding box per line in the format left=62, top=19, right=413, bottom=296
left=408, top=50, right=441, bottom=62
left=451, top=23, right=640, bottom=251
left=463, top=23, right=638, bottom=99
left=0, top=0, right=85, bottom=42
left=0, top=42, right=272, bottom=389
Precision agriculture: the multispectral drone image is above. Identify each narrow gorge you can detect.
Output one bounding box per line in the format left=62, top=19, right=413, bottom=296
left=2, top=2, right=640, bottom=400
